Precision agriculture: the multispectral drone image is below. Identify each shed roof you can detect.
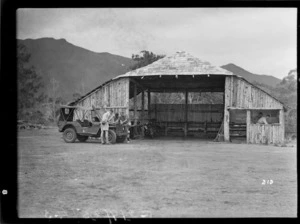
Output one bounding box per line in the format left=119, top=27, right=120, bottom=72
left=70, top=51, right=286, bottom=110
left=114, top=51, right=233, bottom=79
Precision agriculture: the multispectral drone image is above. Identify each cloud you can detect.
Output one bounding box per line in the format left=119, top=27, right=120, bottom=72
left=17, top=8, right=296, bottom=78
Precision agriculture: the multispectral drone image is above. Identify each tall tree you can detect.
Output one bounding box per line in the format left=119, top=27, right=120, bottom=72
left=129, top=50, right=165, bottom=70
left=44, top=76, right=66, bottom=122
left=17, top=43, right=44, bottom=118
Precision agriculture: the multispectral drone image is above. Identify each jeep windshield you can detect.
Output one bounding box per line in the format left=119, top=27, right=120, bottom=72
left=58, top=105, right=97, bottom=122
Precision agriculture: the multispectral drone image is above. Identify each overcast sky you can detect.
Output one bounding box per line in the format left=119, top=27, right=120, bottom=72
left=17, top=8, right=296, bottom=79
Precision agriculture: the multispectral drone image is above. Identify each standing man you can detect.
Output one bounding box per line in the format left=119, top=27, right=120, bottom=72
left=119, top=111, right=130, bottom=143
left=100, top=108, right=114, bottom=144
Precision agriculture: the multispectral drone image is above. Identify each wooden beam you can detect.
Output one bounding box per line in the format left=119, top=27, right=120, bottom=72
left=227, top=107, right=282, bottom=110
left=105, top=106, right=128, bottom=109
left=246, top=110, right=251, bottom=143
left=148, top=88, right=224, bottom=93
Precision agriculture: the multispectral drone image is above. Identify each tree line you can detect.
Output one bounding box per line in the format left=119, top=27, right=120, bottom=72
left=18, top=43, right=66, bottom=125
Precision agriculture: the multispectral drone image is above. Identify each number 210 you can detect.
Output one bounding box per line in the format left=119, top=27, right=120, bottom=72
left=262, top=179, right=273, bottom=185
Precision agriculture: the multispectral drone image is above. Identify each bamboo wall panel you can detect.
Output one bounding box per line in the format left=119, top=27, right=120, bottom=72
left=224, top=76, right=285, bottom=144
left=149, top=104, right=223, bottom=122
left=73, top=78, right=130, bottom=121
left=248, top=124, right=283, bottom=144
left=225, top=77, right=283, bottom=109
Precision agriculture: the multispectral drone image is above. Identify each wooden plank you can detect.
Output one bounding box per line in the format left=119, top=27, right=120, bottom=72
left=241, top=80, right=245, bottom=107
left=246, top=83, right=251, bottom=109
left=249, top=85, right=252, bottom=108
left=230, top=76, right=234, bottom=107
left=233, top=78, right=238, bottom=107
left=149, top=88, right=224, bottom=92
left=279, top=109, right=285, bottom=144
left=142, top=90, right=145, bottom=123
left=133, top=83, right=137, bottom=124
left=105, top=106, right=128, bottom=109
left=257, top=125, right=261, bottom=144
left=148, top=90, right=151, bottom=118
left=261, top=125, right=265, bottom=144
left=241, top=80, right=245, bottom=108
left=236, top=79, right=240, bottom=108
left=185, top=90, right=188, bottom=137
left=256, top=89, right=259, bottom=108
left=227, top=107, right=283, bottom=110
left=246, top=110, right=251, bottom=143
left=273, top=125, right=276, bottom=145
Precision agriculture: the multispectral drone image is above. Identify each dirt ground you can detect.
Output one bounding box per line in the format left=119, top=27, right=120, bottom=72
left=18, top=128, right=297, bottom=218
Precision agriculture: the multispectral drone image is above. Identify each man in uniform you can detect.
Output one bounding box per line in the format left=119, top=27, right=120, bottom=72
left=100, top=108, right=114, bottom=144
left=119, top=111, right=130, bottom=143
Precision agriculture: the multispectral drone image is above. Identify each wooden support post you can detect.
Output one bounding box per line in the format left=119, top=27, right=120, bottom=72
left=141, top=90, right=145, bottom=137
left=224, top=77, right=231, bottom=142
left=246, top=110, right=251, bottom=143
left=125, top=78, right=130, bottom=119
left=224, top=108, right=230, bottom=142
left=185, top=90, right=188, bottom=137
left=141, top=90, right=145, bottom=122
left=279, top=109, right=285, bottom=144
left=148, top=89, right=151, bottom=120
left=133, top=83, right=137, bottom=136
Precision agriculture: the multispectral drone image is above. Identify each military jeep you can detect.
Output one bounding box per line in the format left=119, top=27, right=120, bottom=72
left=57, top=105, right=128, bottom=144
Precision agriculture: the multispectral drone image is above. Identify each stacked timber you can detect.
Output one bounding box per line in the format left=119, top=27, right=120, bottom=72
left=229, top=122, right=246, bottom=139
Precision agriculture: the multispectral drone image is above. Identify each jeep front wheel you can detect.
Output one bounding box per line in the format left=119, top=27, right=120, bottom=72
left=63, top=128, right=77, bottom=143
left=108, top=129, right=117, bottom=144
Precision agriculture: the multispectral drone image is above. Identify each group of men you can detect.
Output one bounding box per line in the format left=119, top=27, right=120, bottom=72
left=92, top=108, right=130, bottom=144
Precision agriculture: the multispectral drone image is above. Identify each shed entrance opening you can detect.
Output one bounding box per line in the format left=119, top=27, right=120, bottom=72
left=129, top=76, right=226, bottom=139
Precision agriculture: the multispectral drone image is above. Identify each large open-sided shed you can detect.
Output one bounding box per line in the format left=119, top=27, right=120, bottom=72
left=70, top=51, right=285, bottom=145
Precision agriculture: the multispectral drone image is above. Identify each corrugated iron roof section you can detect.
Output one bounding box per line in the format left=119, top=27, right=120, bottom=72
left=115, top=51, right=233, bottom=78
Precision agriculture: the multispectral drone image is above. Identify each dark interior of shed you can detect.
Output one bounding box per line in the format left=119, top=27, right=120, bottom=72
left=128, top=75, right=226, bottom=139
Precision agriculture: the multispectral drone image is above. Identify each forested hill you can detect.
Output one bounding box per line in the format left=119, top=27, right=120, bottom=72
left=18, top=38, right=134, bottom=101
left=221, top=63, right=281, bottom=87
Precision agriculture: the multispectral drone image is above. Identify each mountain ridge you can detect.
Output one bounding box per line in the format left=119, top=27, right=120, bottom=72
left=221, top=63, right=281, bottom=87
left=18, top=37, right=134, bottom=101
left=18, top=37, right=282, bottom=102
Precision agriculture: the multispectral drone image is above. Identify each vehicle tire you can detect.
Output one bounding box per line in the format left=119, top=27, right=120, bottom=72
left=63, top=128, right=77, bottom=143
left=108, top=129, right=117, bottom=144
left=77, top=135, right=89, bottom=142
left=116, top=135, right=127, bottom=143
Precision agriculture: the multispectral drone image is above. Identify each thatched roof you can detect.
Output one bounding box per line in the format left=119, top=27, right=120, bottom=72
left=114, top=51, right=233, bottom=79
